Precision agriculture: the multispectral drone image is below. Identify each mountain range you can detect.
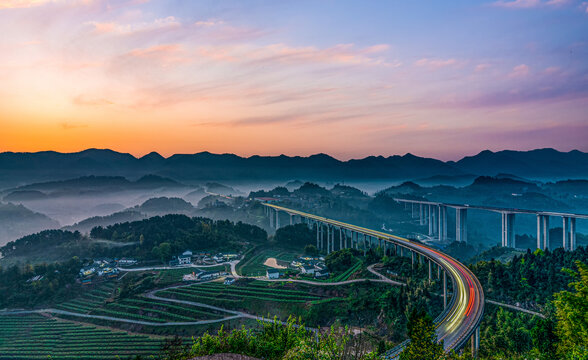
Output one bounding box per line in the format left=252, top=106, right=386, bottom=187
left=0, top=148, right=586, bottom=189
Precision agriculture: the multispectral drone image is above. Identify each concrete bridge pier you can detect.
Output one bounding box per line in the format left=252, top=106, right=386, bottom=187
left=471, top=326, right=480, bottom=358
left=275, top=209, right=280, bottom=229
left=428, top=260, right=432, bottom=281
left=363, top=234, right=367, bottom=256
left=269, top=209, right=274, bottom=228
left=443, top=271, right=447, bottom=308
left=411, top=251, right=415, bottom=269
left=289, top=214, right=293, bottom=225
left=570, top=217, right=576, bottom=251
left=428, top=205, right=433, bottom=235
left=419, top=204, right=425, bottom=225
left=316, top=223, right=320, bottom=249
left=456, top=208, right=468, bottom=242
left=501, top=212, right=515, bottom=248
left=438, top=205, right=447, bottom=241
left=536, top=215, right=550, bottom=250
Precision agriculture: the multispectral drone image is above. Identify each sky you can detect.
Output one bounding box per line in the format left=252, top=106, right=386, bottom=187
left=0, top=0, right=587, bottom=160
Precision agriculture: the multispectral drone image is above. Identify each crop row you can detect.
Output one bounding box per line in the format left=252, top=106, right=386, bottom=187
left=104, top=302, right=194, bottom=321
left=122, top=298, right=224, bottom=319
left=194, top=282, right=314, bottom=296
left=164, top=287, right=310, bottom=303
left=0, top=314, right=164, bottom=360
left=184, top=284, right=319, bottom=300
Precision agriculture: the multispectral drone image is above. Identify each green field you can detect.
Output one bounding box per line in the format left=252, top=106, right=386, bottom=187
left=54, top=280, right=227, bottom=324
left=237, top=248, right=299, bottom=276
left=54, top=282, right=116, bottom=314
left=0, top=314, right=164, bottom=360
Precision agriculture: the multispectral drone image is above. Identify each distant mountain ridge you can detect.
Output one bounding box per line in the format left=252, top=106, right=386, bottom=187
left=0, top=148, right=586, bottom=189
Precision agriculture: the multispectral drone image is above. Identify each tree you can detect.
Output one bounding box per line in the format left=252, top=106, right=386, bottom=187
left=304, top=244, right=319, bottom=256
left=399, top=309, right=444, bottom=360
left=553, top=260, right=588, bottom=358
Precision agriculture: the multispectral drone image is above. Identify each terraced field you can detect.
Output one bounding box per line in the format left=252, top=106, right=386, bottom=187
left=157, top=280, right=322, bottom=305
left=0, top=314, right=163, bottom=360
left=54, top=282, right=116, bottom=314
left=88, top=296, right=226, bottom=323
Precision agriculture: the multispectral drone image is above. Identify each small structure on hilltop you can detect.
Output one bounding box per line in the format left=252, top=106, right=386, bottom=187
left=266, top=269, right=281, bottom=279
left=314, top=269, right=330, bottom=279
left=170, top=250, right=193, bottom=266
left=301, top=265, right=315, bottom=275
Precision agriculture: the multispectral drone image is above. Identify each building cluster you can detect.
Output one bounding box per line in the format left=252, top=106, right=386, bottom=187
left=266, top=256, right=330, bottom=279
left=78, top=258, right=120, bottom=285
left=170, top=250, right=239, bottom=267
left=182, top=269, right=227, bottom=282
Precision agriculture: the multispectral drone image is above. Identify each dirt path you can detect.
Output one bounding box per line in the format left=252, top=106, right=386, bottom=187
left=262, top=257, right=286, bottom=269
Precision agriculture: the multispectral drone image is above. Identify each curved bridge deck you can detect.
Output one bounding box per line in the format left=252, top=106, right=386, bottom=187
left=263, top=203, right=484, bottom=356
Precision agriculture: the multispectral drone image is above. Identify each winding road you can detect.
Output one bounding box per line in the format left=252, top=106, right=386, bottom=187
left=264, top=203, right=485, bottom=356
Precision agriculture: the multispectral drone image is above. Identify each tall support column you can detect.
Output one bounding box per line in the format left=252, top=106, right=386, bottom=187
left=289, top=214, right=293, bottom=226
left=543, top=216, right=550, bottom=250
left=327, top=226, right=331, bottom=254
left=456, top=208, right=468, bottom=242
left=275, top=210, right=280, bottom=229
left=419, top=204, right=425, bottom=225
left=428, top=260, right=432, bottom=281
left=443, top=206, right=448, bottom=241
left=320, top=224, right=324, bottom=250
left=438, top=205, right=443, bottom=241
left=443, top=271, right=447, bottom=308
left=501, top=213, right=515, bottom=247
left=570, top=217, right=576, bottom=251
left=471, top=326, right=480, bottom=358
left=411, top=251, right=415, bottom=269
left=437, top=264, right=441, bottom=280
left=363, top=234, right=367, bottom=256
left=316, top=223, right=320, bottom=249
left=537, top=215, right=543, bottom=250
left=339, top=228, right=343, bottom=251
left=562, top=217, right=569, bottom=251
left=428, top=205, right=433, bottom=235
left=411, top=203, right=415, bottom=218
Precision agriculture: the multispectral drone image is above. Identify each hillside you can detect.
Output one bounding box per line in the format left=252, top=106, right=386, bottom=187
left=1, top=148, right=585, bottom=189
left=0, top=202, right=60, bottom=246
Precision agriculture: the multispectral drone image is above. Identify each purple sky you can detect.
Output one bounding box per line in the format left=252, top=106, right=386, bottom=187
left=0, top=0, right=587, bottom=160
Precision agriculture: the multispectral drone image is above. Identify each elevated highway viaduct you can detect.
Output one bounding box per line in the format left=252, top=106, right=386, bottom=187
left=262, top=203, right=485, bottom=358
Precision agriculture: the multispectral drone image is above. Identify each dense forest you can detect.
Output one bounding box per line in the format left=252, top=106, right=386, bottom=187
left=0, top=215, right=268, bottom=263
left=0, top=257, right=83, bottom=308
left=471, top=246, right=588, bottom=309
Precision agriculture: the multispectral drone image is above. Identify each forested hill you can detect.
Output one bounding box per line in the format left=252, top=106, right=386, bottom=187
left=1, top=148, right=586, bottom=188
left=0, top=215, right=267, bottom=263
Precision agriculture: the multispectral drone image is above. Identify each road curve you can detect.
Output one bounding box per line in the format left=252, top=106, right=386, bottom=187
left=264, top=203, right=485, bottom=354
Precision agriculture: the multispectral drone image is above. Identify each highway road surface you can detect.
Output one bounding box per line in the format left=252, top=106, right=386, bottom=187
left=264, top=203, right=485, bottom=355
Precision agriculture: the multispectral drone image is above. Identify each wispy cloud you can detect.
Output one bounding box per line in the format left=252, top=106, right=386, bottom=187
left=491, top=0, right=572, bottom=8
left=86, top=16, right=180, bottom=35
left=508, top=64, right=530, bottom=78
left=414, top=58, right=460, bottom=70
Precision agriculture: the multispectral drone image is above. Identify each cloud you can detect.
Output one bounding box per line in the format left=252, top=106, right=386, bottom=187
left=508, top=64, right=530, bottom=78
left=194, top=19, right=225, bottom=27
left=0, top=0, right=58, bottom=9
left=0, top=0, right=94, bottom=9
left=581, top=2, right=588, bottom=12
left=491, top=0, right=572, bottom=8
left=475, top=63, right=492, bottom=72
left=86, top=16, right=180, bottom=35
left=72, top=95, right=113, bottom=106
left=195, top=43, right=397, bottom=68
left=60, top=122, right=88, bottom=130
left=414, top=58, right=460, bottom=70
